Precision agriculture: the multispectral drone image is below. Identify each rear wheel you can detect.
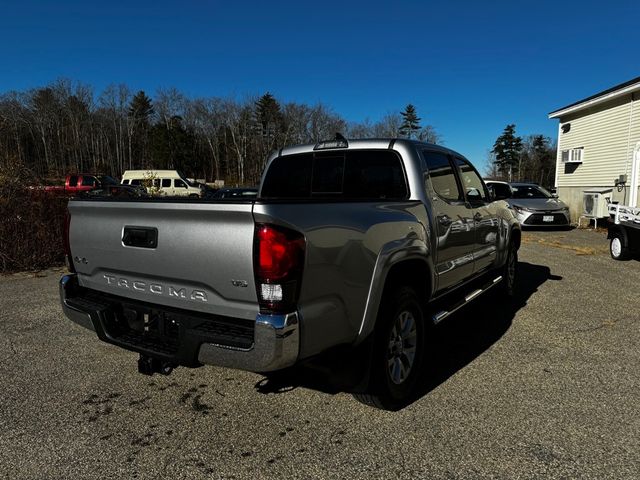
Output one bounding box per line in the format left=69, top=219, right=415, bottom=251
left=610, top=232, right=630, bottom=260
left=353, top=286, right=425, bottom=410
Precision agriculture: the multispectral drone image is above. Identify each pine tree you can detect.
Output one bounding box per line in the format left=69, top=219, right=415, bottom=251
left=255, top=92, right=282, bottom=138
left=491, top=124, right=522, bottom=181
left=399, top=104, right=421, bottom=139
left=128, top=91, right=154, bottom=124
left=127, top=91, right=155, bottom=168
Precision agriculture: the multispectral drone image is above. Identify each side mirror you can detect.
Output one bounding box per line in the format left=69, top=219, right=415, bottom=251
left=551, top=193, right=559, bottom=199
left=487, top=185, right=496, bottom=201
left=467, top=188, right=483, bottom=203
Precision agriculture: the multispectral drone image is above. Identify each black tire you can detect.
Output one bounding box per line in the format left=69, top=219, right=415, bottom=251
left=499, top=242, right=518, bottom=297
left=609, top=232, right=630, bottom=260
left=353, top=286, right=426, bottom=411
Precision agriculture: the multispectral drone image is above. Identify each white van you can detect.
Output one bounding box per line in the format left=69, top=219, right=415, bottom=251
left=121, top=170, right=203, bottom=197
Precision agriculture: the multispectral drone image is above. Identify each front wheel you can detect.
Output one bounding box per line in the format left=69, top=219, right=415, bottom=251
left=353, top=286, right=426, bottom=411
left=499, top=242, right=518, bottom=297
left=610, top=232, right=630, bottom=260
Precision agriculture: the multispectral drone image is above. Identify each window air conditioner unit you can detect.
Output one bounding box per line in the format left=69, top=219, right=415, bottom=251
left=583, top=189, right=612, bottom=218
left=561, top=148, right=583, bottom=163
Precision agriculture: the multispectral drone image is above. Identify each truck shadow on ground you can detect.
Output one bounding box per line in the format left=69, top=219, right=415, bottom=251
left=412, top=261, right=562, bottom=405
left=256, top=261, right=561, bottom=410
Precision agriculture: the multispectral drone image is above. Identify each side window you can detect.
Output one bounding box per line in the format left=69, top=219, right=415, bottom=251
left=161, top=179, right=171, bottom=188
left=81, top=176, right=96, bottom=187
left=68, top=175, right=78, bottom=187
left=454, top=157, right=487, bottom=202
left=174, top=179, right=186, bottom=188
left=423, top=151, right=461, bottom=201
left=122, top=179, right=130, bottom=185
left=493, top=183, right=512, bottom=199
left=130, top=179, right=141, bottom=186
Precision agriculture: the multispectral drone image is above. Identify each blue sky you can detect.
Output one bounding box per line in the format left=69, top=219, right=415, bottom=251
left=1, top=0, right=638, bottom=170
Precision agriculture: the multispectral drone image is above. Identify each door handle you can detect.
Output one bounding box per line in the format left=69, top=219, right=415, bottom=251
left=437, top=214, right=452, bottom=227
left=473, top=212, right=482, bottom=222
left=122, top=226, right=158, bottom=248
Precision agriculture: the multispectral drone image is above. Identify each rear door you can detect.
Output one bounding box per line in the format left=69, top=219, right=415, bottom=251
left=422, top=150, right=475, bottom=291
left=453, top=157, right=499, bottom=273
left=160, top=178, right=172, bottom=195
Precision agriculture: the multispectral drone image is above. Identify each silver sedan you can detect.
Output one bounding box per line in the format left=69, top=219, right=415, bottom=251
left=486, top=181, right=571, bottom=227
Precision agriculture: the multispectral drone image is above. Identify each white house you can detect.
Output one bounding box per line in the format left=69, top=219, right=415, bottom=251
left=548, top=76, right=640, bottom=220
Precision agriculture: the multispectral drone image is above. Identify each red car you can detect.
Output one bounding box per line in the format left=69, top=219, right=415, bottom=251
left=44, top=174, right=119, bottom=194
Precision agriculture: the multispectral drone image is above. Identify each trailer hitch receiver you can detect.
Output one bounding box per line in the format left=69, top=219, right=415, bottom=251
left=138, top=355, right=175, bottom=376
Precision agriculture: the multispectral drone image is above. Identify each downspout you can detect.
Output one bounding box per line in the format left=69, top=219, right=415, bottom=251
left=627, top=93, right=640, bottom=207
left=630, top=142, right=640, bottom=208
left=624, top=92, right=634, bottom=205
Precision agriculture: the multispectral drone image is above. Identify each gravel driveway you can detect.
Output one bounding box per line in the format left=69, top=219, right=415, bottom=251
left=0, top=228, right=638, bottom=479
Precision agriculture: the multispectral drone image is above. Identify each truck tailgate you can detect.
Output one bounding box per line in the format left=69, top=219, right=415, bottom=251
left=68, top=200, right=258, bottom=320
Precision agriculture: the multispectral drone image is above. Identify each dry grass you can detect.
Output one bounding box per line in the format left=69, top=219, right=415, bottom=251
left=521, top=234, right=607, bottom=256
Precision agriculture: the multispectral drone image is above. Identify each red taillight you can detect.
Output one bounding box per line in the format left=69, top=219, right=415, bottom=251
left=63, top=208, right=76, bottom=273
left=254, top=223, right=305, bottom=313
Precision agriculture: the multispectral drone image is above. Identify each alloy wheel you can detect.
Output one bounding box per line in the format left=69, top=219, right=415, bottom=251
left=387, top=310, right=418, bottom=385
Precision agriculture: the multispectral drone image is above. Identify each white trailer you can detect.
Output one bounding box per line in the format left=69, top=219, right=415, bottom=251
left=607, top=204, right=640, bottom=260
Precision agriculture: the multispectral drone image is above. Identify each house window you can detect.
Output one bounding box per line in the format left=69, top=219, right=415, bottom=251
left=561, top=147, right=583, bottom=163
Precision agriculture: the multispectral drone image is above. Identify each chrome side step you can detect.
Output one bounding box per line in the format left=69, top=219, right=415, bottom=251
left=432, top=275, right=503, bottom=325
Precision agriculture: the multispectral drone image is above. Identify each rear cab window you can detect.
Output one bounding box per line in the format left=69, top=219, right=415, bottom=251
left=261, top=150, right=408, bottom=200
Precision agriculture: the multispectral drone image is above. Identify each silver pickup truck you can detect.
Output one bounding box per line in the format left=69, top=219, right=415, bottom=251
left=60, top=138, right=520, bottom=410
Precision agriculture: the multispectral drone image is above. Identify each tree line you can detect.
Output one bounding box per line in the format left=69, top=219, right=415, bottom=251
left=0, top=79, right=439, bottom=186
left=488, top=124, right=556, bottom=187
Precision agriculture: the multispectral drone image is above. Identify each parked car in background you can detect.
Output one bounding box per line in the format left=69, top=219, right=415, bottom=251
left=44, top=174, right=118, bottom=195
left=84, top=184, right=147, bottom=198
left=209, top=187, right=258, bottom=199
left=121, top=170, right=203, bottom=197
left=485, top=181, right=571, bottom=227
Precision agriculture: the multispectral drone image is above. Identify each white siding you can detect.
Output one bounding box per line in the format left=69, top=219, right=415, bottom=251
left=628, top=94, right=640, bottom=190
left=555, top=94, right=640, bottom=187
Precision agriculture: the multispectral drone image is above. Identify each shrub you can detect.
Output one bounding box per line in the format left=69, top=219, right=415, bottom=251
left=0, top=163, right=68, bottom=273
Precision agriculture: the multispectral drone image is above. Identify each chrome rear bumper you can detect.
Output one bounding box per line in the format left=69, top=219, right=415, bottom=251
left=59, top=274, right=299, bottom=373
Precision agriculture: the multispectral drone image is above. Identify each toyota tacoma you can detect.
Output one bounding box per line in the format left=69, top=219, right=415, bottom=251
left=60, top=137, right=520, bottom=410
